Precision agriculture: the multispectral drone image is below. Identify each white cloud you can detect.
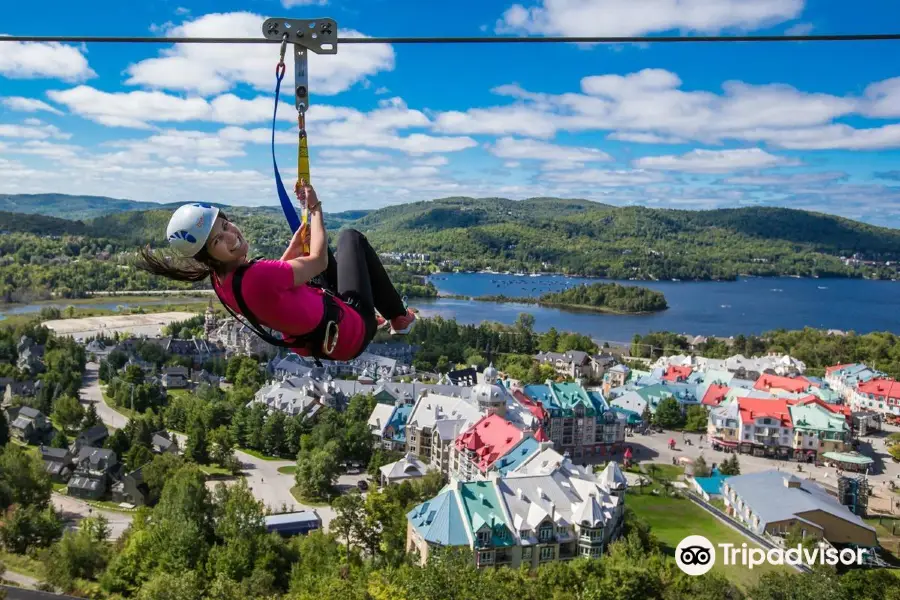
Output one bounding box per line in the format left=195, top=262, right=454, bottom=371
left=0, top=37, right=96, bottom=81
left=412, top=156, right=450, bottom=167
left=375, top=87, right=390, bottom=95
left=739, top=124, right=900, bottom=150
left=432, top=68, right=900, bottom=150
left=543, top=168, right=667, bottom=186
left=488, top=136, right=612, bottom=169
left=496, top=0, right=805, bottom=37
left=105, top=130, right=247, bottom=166
left=0, top=120, right=70, bottom=140
left=723, top=171, right=847, bottom=185
left=46, top=86, right=210, bottom=129
left=433, top=106, right=559, bottom=138
left=634, top=148, right=797, bottom=173
left=607, top=132, right=685, bottom=144
left=785, top=22, right=814, bottom=36
left=317, top=149, right=393, bottom=163
left=124, top=12, right=394, bottom=96
left=282, top=0, right=328, bottom=5
left=222, top=97, right=477, bottom=155
left=45, top=85, right=329, bottom=129
left=862, top=77, right=900, bottom=118
left=1, top=97, right=63, bottom=115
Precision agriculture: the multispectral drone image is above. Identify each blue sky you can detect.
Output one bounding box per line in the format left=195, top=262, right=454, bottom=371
left=1, top=0, right=899, bottom=225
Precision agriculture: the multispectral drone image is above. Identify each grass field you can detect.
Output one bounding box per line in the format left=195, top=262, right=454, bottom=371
left=277, top=465, right=297, bottom=475
left=627, top=490, right=792, bottom=590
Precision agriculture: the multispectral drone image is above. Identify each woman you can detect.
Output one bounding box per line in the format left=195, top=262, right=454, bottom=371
left=135, top=181, right=415, bottom=362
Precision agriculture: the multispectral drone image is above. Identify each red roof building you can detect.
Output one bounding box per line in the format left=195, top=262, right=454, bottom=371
left=737, top=397, right=794, bottom=428
left=754, top=374, right=813, bottom=395
left=454, top=414, right=527, bottom=474
left=701, top=384, right=730, bottom=407
left=663, top=365, right=693, bottom=382
left=825, top=363, right=855, bottom=375
left=857, top=379, right=900, bottom=405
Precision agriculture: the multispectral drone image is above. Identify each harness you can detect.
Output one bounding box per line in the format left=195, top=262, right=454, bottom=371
left=212, top=259, right=352, bottom=364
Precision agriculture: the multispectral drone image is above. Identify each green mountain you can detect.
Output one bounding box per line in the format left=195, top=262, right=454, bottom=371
left=349, top=197, right=900, bottom=280
left=0, top=195, right=897, bottom=301
left=0, top=193, right=161, bottom=219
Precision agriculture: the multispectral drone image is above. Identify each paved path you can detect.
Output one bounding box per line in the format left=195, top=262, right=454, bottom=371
left=624, top=426, right=900, bottom=489
left=51, top=493, right=133, bottom=540
left=79, top=362, right=128, bottom=430
left=1, top=571, right=39, bottom=589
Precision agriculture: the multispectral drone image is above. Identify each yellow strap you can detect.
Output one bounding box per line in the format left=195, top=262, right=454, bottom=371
left=298, top=131, right=311, bottom=254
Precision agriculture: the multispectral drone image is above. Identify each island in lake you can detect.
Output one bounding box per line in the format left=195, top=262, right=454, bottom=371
left=473, top=282, right=668, bottom=315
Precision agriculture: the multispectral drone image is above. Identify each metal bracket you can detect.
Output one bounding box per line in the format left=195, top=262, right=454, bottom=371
left=261, top=18, right=338, bottom=54
left=294, top=44, right=309, bottom=113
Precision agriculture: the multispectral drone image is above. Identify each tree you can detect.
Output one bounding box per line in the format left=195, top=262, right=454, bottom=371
left=0, top=408, right=7, bottom=446
left=50, top=430, right=69, bottom=450
left=0, top=504, right=64, bottom=553
left=185, top=420, right=209, bottom=465
left=81, top=403, right=101, bottom=429
left=653, top=397, right=684, bottom=429
left=684, top=405, right=709, bottom=432
left=209, top=426, right=235, bottom=465
left=42, top=515, right=111, bottom=592
left=126, top=444, right=154, bottom=471
left=331, top=492, right=365, bottom=553
left=294, top=442, right=340, bottom=501
left=693, top=456, right=711, bottom=478
left=52, top=395, right=85, bottom=432
left=719, top=454, right=741, bottom=476
left=0, top=445, right=52, bottom=510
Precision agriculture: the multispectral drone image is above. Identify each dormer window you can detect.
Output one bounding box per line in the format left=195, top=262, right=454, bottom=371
left=477, top=530, right=491, bottom=546
left=539, top=523, right=553, bottom=542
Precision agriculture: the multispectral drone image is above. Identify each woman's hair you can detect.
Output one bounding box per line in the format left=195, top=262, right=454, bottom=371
left=133, top=212, right=232, bottom=282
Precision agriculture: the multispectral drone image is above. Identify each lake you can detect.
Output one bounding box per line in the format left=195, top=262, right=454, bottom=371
left=415, top=273, right=900, bottom=343
left=1, top=273, right=897, bottom=341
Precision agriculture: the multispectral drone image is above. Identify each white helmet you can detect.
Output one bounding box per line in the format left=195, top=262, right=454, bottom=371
left=166, top=203, right=220, bottom=257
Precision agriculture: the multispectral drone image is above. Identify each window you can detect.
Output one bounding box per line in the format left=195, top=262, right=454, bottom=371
left=477, top=530, right=490, bottom=546
left=478, top=551, right=494, bottom=564
left=540, top=546, right=555, bottom=561
left=539, top=524, right=554, bottom=542
left=522, top=547, right=533, bottom=560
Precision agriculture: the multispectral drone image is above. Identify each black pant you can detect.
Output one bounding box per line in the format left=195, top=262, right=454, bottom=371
left=318, top=229, right=406, bottom=338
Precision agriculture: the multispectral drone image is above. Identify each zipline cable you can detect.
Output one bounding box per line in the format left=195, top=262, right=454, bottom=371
left=2, top=33, right=900, bottom=44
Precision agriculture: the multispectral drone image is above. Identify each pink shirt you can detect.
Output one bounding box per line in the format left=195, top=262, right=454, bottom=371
left=212, top=259, right=367, bottom=361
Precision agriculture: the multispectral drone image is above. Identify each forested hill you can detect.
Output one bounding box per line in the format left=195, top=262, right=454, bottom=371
left=0, top=193, right=160, bottom=219
left=1, top=195, right=899, bottom=296
left=350, top=197, right=900, bottom=280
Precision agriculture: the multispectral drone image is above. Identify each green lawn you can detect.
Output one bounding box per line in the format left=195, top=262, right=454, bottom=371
left=277, top=465, right=297, bottom=475
left=864, top=516, right=900, bottom=566
left=237, top=447, right=287, bottom=461
left=0, top=550, right=44, bottom=580
left=200, top=464, right=234, bottom=478
left=627, top=492, right=792, bottom=590
left=289, top=486, right=330, bottom=507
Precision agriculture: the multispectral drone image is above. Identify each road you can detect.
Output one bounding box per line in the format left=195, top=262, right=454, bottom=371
left=79, top=362, right=128, bottom=429
left=51, top=494, right=133, bottom=540
left=624, top=426, right=900, bottom=488
left=78, top=362, right=347, bottom=530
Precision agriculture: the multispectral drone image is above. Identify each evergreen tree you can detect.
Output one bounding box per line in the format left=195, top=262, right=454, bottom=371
left=186, top=420, right=209, bottom=465
left=81, top=403, right=101, bottom=430
left=0, top=408, right=8, bottom=447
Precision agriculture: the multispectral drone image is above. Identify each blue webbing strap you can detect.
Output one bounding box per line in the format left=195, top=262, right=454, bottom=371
left=272, top=64, right=301, bottom=234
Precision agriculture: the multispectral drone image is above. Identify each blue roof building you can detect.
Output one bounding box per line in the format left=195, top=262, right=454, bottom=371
left=691, top=468, right=731, bottom=500
left=264, top=510, right=321, bottom=537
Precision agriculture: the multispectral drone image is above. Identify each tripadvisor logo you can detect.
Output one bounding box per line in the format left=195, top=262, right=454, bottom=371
left=675, top=535, right=865, bottom=576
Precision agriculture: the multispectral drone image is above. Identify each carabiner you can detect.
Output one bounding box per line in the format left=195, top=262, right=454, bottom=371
left=278, top=32, right=289, bottom=66
left=323, top=321, right=339, bottom=355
